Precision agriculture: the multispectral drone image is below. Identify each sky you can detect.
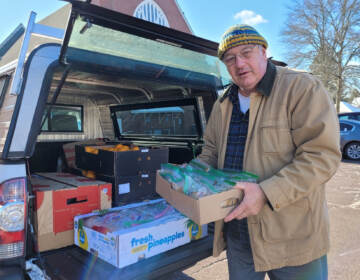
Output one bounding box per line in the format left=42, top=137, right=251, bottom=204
left=0, top=0, right=291, bottom=63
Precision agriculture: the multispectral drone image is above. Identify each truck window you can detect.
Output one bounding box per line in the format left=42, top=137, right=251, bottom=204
left=115, top=106, right=197, bottom=136
left=41, top=104, right=83, bottom=132
left=62, top=15, right=232, bottom=87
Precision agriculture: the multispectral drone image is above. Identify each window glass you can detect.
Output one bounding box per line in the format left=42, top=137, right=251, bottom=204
left=115, top=105, right=197, bottom=136
left=338, top=115, right=349, bottom=120
left=349, top=114, right=360, bottom=121
left=133, top=0, right=169, bottom=27
left=66, top=18, right=231, bottom=87
left=340, top=123, right=353, bottom=132
left=41, top=105, right=83, bottom=132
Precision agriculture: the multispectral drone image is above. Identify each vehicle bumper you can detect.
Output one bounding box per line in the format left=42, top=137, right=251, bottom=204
left=0, top=266, right=25, bottom=280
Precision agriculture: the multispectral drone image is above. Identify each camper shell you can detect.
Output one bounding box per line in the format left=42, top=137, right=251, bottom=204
left=0, top=1, right=231, bottom=279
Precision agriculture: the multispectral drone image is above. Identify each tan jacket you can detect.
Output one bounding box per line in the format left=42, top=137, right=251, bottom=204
left=198, top=63, right=341, bottom=271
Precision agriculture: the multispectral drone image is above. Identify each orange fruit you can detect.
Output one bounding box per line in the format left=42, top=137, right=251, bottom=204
left=115, top=144, right=124, bottom=149
left=85, top=146, right=99, bottom=155
left=119, top=146, right=130, bottom=152
left=86, top=170, right=96, bottom=179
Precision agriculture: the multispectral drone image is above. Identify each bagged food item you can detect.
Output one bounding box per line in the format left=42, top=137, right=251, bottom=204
left=159, top=159, right=258, bottom=199
left=81, top=199, right=179, bottom=234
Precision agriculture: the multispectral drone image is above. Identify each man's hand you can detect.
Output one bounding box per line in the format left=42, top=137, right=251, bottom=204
left=224, top=182, right=267, bottom=222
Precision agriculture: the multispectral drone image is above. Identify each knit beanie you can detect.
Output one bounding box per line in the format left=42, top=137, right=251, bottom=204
left=218, top=24, right=268, bottom=59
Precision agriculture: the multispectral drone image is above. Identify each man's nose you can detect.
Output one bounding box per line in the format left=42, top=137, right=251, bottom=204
left=234, top=55, right=246, bottom=67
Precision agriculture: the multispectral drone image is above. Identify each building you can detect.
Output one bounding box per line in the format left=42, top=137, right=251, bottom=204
left=92, top=0, right=192, bottom=33
left=0, top=0, right=193, bottom=68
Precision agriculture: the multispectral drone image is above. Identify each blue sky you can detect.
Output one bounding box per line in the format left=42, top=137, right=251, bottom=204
left=0, top=0, right=291, bottom=63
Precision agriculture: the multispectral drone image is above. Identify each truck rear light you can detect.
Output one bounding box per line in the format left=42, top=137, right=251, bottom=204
left=0, top=178, right=27, bottom=259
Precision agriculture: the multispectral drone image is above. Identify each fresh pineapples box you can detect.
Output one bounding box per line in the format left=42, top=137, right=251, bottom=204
left=74, top=199, right=207, bottom=269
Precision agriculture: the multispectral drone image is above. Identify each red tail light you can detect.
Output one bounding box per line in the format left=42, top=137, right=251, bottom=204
left=0, top=178, right=27, bottom=259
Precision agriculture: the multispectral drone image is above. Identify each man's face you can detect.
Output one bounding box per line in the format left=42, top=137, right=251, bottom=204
left=222, top=44, right=267, bottom=92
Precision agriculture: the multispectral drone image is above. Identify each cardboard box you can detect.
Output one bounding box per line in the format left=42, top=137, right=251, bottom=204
left=63, top=140, right=105, bottom=169
left=156, top=172, right=244, bottom=225
left=31, top=173, right=112, bottom=252
left=75, top=144, right=168, bottom=176
left=36, top=172, right=112, bottom=209
left=74, top=199, right=207, bottom=268
left=96, top=172, right=159, bottom=206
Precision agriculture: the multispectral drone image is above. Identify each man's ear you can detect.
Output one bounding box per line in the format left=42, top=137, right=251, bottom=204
left=260, top=46, right=267, bottom=59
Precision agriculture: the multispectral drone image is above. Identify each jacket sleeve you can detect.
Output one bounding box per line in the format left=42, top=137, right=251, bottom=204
left=197, top=101, right=220, bottom=168
left=259, top=74, right=342, bottom=211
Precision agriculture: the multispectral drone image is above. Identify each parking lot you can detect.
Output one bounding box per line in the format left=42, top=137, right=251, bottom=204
left=171, top=160, right=360, bottom=280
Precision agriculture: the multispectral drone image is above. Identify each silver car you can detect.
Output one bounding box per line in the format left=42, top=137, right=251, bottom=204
left=340, top=119, right=360, bottom=160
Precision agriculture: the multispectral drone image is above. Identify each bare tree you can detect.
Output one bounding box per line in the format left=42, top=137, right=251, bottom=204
left=281, top=0, right=360, bottom=112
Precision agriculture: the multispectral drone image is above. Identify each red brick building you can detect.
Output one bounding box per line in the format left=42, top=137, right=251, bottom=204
left=0, top=0, right=194, bottom=67
left=92, top=0, right=193, bottom=34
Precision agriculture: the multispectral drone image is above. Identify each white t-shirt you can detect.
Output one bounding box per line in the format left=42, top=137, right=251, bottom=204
left=238, top=91, right=250, bottom=114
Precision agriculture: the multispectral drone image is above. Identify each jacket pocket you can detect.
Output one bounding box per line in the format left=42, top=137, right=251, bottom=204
left=260, top=122, right=294, bottom=154
left=260, top=198, right=313, bottom=243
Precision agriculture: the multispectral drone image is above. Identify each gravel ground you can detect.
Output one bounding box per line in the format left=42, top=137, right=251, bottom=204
left=170, top=160, right=360, bottom=280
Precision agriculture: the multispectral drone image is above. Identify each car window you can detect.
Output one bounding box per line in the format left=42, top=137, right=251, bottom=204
left=340, top=123, right=354, bottom=132
left=339, top=115, right=349, bottom=120
left=339, top=114, right=360, bottom=121
left=349, top=114, right=360, bottom=121
left=41, top=104, right=83, bottom=132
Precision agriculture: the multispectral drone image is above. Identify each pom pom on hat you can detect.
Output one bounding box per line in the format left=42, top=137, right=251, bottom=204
left=218, top=24, right=268, bottom=59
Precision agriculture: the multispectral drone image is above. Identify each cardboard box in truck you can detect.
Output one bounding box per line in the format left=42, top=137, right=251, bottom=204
left=74, top=199, right=207, bottom=268
left=96, top=172, right=158, bottom=206
left=31, top=173, right=112, bottom=251
left=36, top=172, right=112, bottom=209
left=75, top=144, right=169, bottom=176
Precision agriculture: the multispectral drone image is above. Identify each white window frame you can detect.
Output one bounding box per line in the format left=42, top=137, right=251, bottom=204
left=133, top=0, right=170, bottom=27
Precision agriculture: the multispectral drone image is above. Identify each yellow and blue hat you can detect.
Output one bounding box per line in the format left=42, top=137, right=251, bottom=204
left=218, top=24, right=268, bottom=59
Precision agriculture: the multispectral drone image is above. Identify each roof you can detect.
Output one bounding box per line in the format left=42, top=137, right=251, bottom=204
left=339, top=101, right=360, bottom=113
left=0, top=4, right=71, bottom=68
left=0, top=24, right=25, bottom=59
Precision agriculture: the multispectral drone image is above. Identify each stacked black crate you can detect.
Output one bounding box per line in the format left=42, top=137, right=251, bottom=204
left=75, top=144, right=169, bottom=206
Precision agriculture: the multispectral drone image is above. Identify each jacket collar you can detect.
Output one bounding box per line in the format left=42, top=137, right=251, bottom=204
left=220, top=60, right=277, bottom=103
left=256, top=60, right=276, bottom=97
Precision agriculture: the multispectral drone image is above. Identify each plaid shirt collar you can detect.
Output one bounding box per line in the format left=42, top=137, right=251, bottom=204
left=228, top=85, right=239, bottom=105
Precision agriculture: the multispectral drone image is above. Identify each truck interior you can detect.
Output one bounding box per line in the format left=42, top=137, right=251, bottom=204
left=29, top=57, right=220, bottom=173
left=28, top=0, right=231, bottom=174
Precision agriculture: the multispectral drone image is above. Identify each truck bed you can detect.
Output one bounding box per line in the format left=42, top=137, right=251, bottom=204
left=34, top=235, right=213, bottom=280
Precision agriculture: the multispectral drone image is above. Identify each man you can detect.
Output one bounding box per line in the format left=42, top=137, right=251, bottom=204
left=198, top=25, right=341, bottom=279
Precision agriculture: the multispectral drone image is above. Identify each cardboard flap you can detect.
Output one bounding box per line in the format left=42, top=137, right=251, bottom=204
left=36, top=172, right=108, bottom=187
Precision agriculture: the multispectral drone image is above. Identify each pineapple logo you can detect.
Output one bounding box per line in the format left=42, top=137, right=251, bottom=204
left=186, top=220, right=202, bottom=240
left=77, top=219, right=88, bottom=250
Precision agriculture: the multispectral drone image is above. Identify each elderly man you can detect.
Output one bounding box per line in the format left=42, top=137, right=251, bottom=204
left=198, top=25, right=341, bottom=279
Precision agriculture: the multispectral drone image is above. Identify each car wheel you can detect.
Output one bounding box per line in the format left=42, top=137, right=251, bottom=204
left=344, top=142, right=360, bottom=160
